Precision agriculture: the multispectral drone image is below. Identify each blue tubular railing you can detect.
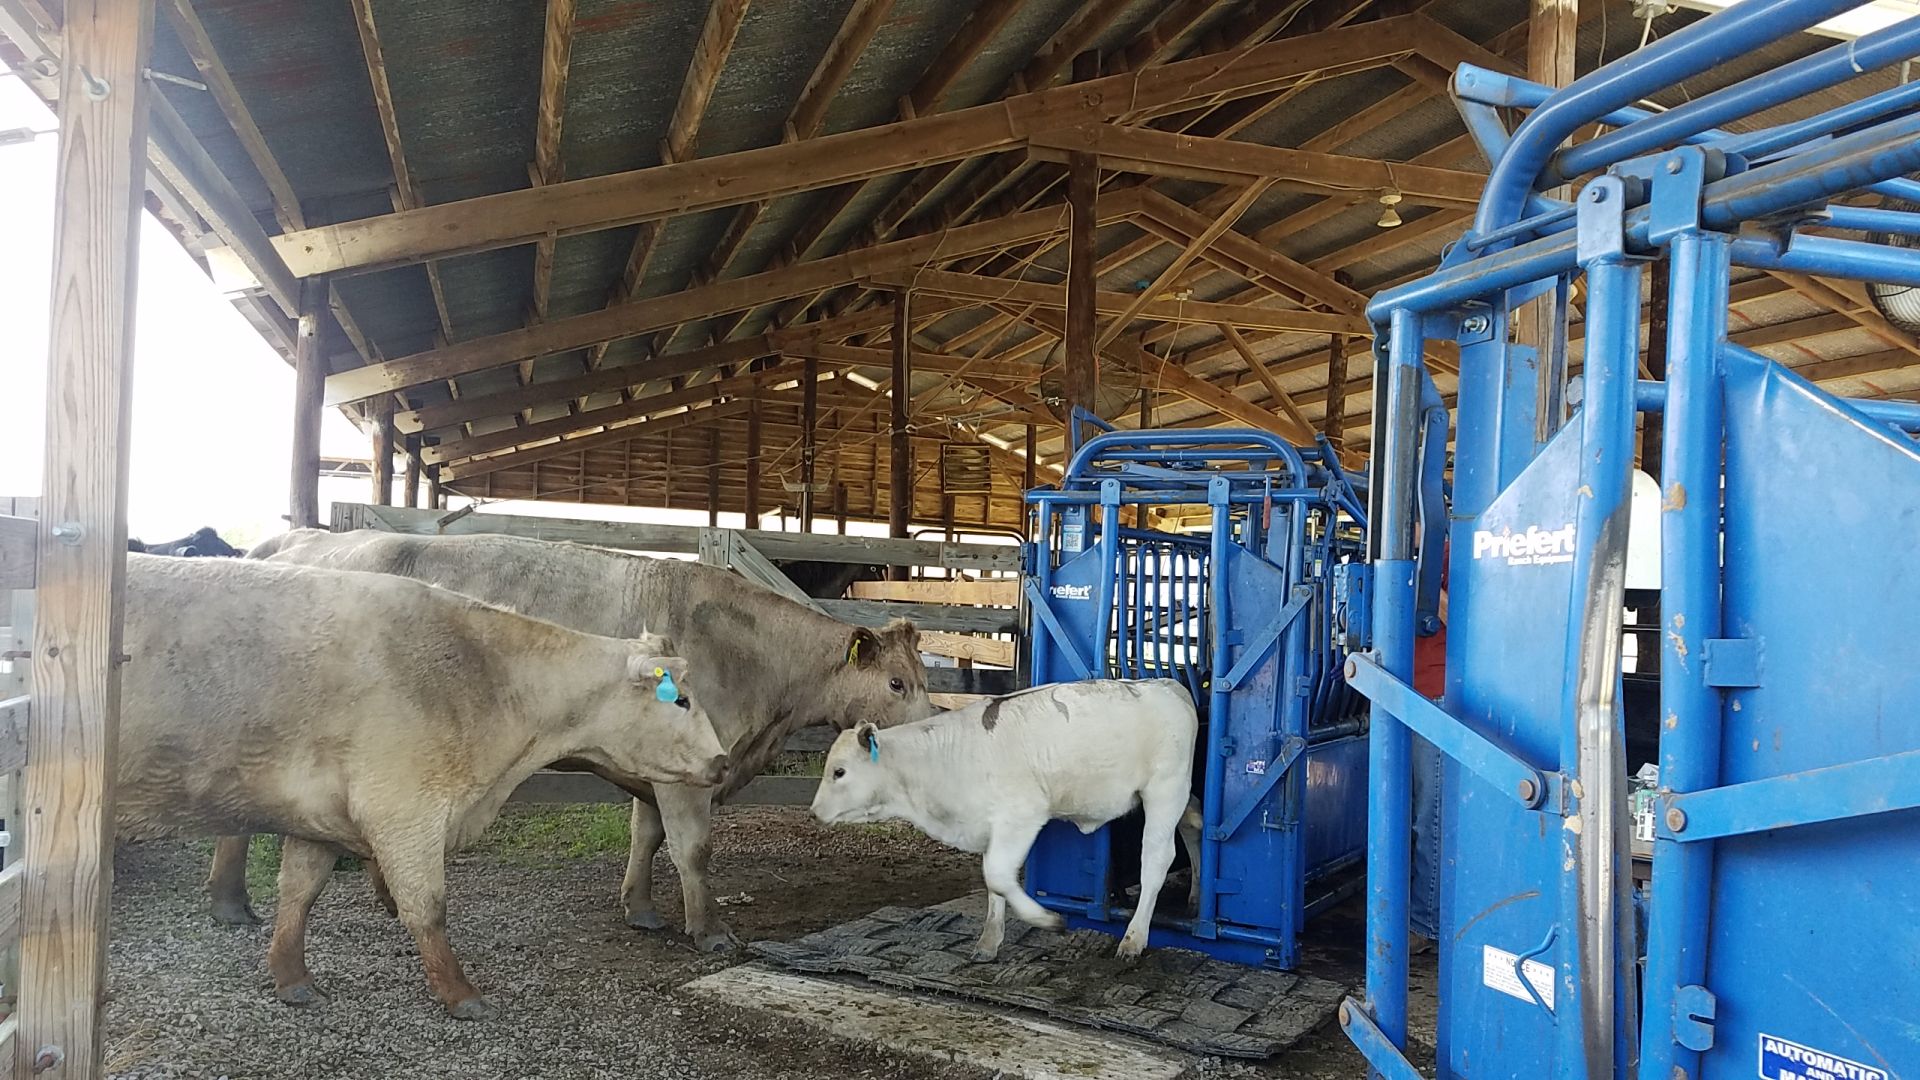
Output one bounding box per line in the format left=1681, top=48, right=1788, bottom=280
left=1473, top=0, right=1863, bottom=237
left=1346, top=3, right=1920, bottom=1078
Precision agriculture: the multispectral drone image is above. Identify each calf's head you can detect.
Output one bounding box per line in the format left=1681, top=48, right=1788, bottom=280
left=813, top=619, right=934, bottom=732
left=575, top=642, right=730, bottom=790
left=810, top=722, right=898, bottom=825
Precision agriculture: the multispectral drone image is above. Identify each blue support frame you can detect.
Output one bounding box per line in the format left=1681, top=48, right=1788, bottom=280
left=1346, top=4, right=1920, bottom=1078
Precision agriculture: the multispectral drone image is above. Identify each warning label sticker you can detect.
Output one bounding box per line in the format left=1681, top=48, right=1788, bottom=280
left=1758, top=1034, right=1887, bottom=1080
left=1481, top=944, right=1555, bottom=1010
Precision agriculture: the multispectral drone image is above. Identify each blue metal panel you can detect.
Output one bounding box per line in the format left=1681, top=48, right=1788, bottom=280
left=1022, top=430, right=1368, bottom=969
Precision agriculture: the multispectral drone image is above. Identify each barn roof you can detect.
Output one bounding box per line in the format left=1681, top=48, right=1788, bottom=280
left=5, top=0, right=1914, bottom=529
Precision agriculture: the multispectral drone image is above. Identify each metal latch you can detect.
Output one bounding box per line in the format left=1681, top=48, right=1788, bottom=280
left=1674, top=983, right=1717, bottom=1051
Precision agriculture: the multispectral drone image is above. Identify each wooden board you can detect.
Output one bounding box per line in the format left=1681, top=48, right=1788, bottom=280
left=0, top=517, right=34, bottom=591
left=924, top=666, right=1018, bottom=696
left=918, top=632, right=1016, bottom=667
left=849, top=578, right=1019, bottom=606
left=819, top=598, right=1018, bottom=635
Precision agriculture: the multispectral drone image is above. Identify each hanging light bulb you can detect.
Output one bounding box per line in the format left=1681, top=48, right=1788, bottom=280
left=1377, top=190, right=1404, bottom=229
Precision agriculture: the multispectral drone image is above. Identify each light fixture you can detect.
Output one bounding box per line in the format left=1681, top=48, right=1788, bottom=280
left=1377, top=191, right=1404, bottom=229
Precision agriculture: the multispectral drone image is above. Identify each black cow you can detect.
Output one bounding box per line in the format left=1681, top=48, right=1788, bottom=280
left=128, top=526, right=242, bottom=558
left=776, top=560, right=885, bottom=599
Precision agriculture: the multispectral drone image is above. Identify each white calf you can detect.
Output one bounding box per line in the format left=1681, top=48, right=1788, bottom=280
left=811, top=679, right=1198, bottom=960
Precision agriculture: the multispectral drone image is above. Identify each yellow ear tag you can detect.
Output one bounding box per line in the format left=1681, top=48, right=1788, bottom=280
left=846, top=639, right=861, bottom=664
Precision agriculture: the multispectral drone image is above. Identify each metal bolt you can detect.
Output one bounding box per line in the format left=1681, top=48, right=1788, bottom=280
left=1461, top=314, right=1489, bottom=335
left=78, top=66, right=109, bottom=101
left=33, top=1045, right=64, bottom=1074
left=1337, top=1001, right=1352, bottom=1027
left=1343, top=658, right=1357, bottom=679
left=1516, top=778, right=1538, bottom=804
left=1665, top=157, right=1683, bottom=175
left=1665, top=805, right=1688, bottom=833
left=50, top=522, right=83, bottom=546
left=1589, top=187, right=1608, bottom=203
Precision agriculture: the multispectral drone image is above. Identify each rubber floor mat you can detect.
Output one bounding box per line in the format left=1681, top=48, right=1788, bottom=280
left=750, top=905, right=1353, bottom=1058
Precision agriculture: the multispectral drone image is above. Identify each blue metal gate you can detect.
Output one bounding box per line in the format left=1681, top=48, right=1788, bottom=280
left=1345, top=3, right=1920, bottom=1077
left=1023, top=425, right=1372, bottom=968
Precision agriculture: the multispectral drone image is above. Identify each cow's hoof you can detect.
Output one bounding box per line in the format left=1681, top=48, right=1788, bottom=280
left=625, top=910, right=667, bottom=932
left=447, top=996, right=499, bottom=1022
left=211, top=902, right=262, bottom=927
left=968, top=948, right=1001, bottom=963
left=1027, top=910, right=1065, bottom=932
left=693, top=926, right=741, bottom=954
left=1115, top=937, right=1146, bottom=962
left=276, top=982, right=327, bottom=1007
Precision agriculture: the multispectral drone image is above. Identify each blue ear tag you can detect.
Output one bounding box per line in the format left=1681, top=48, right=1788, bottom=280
left=868, top=737, right=880, bottom=763
left=653, top=668, right=679, bottom=704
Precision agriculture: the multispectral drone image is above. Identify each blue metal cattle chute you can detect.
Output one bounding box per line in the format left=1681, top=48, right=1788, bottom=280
left=1345, top=2, right=1920, bottom=1077
left=1022, top=420, right=1390, bottom=968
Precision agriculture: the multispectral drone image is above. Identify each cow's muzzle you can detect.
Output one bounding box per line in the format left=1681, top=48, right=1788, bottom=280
left=693, top=754, right=731, bottom=788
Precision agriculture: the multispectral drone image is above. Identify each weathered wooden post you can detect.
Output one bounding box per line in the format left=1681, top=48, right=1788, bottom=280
left=371, top=398, right=395, bottom=506
left=402, top=436, right=421, bottom=508
left=1062, top=50, right=1100, bottom=449
left=745, top=390, right=762, bottom=527
left=706, top=428, right=722, bottom=526
left=25, top=2, right=154, bottom=1077
left=888, top=293, right=912, bottom=580
left=799, top=357, right=818, bottom=532
left=289, top=277, right=328, bottom=529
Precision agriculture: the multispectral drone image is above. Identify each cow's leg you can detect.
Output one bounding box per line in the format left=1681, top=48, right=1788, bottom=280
left=365, top=858, right=399, bottom=919
left=1119, top=782, right=1186, bottom=960
left=975, top=817, right=1059, bottom=960
left=1178, top=797, right=1204, bottom=911
left=371, top=834, right=495, bottom=1020
left=971, top=892, right=1010, bottom=962
left=207, top=834, right=261, bottom=925
left=654, top=784, right=736, bottom=952
left=267, top=837, right=337, bottom=1005
left=619, top=798, right=668, bottom=931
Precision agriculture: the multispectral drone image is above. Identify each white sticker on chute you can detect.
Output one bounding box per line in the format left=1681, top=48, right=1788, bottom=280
left=1482, top=944, right=1556, bottom=1010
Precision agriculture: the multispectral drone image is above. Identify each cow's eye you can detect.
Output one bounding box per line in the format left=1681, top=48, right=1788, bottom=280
left=888, top=677, right=906, bottom=694
left=674, top=696, right=690, bottom=711
left=832, top=767, right=846, bottom=780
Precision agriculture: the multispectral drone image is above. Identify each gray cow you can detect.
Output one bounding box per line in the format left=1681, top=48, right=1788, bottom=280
left=120, top=554, right=729, bottom=1017
left=230, top=528, right=935, bottom=950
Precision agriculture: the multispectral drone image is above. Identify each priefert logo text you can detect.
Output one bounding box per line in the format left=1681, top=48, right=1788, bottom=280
left=1472, top=524, right=1576, bottom=566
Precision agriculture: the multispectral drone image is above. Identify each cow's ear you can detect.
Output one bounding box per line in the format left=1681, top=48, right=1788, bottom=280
left=845, top=627, right=881, bottom=668
left=628, top=653, right=685, bottom=685
left=881, top=618, right=921, bottom=653
left=855, top=721, right=879, bottom=757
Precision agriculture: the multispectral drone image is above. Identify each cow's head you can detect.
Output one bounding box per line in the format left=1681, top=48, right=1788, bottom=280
left=184, top=527, right=243, bottom=558
left=814, top=618, right=933, bottom=731
left=810, top=721, right=898, bottom=825
left=573, top=635, right=730, bottom=791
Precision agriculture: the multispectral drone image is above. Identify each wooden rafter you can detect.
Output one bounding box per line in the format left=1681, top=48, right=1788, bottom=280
left=1097, top=179, right=1273, bottom=349
left=261, top=16, right=1422, bottom=278
left=863, top=268, right=1368, bottom=335
left=529, top=0, right=575, bottom=324
left=159, top=0, right=306, bottom=230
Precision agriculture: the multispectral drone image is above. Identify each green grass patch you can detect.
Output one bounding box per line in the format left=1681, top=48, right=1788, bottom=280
left=478, top=804, right=631, bottom=861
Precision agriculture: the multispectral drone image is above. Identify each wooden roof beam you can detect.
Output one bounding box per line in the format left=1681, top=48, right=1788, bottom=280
left=264, top=15, right=1421, bottom=278
left=160, top=0, right=306, bottom=230
left=529, top=0, right=575, bottom=324
left=1136, top=189, right=1369, bottom=317
left=326, top=194, right=1146, bottom=405
left=863, top=268, right=1367, bottom=335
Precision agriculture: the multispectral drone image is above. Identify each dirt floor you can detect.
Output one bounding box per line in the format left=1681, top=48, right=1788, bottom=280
left=102, top=804, right=1434, bottom=1080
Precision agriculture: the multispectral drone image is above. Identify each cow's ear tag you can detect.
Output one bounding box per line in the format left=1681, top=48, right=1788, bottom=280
left=846, top=638, right=861, bottom=664
left=869, top=737, right=880, bottom=763
left=654, top=668, right=680, bottom=704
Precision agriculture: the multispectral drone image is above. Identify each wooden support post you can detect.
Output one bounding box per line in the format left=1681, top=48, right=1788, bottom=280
left=1324, top=332, right=1350, bottom=445
left=707, top=427, right=722, bottom=526
left=371, top=399, right=395, bottom=506
left=834, top=481, right=848, bottom=534
left=402, top=435, right=421, bottom=508
left=800, top=356, right=819, bottom=531
left=1136, top=390, right=1153, bottom=530
left=1064, top=133, right=1099, bottom=447
left=289, top=275, right=328, bottom=529
left=888, top=293, right=912, bottom=579
left=426, top=463, right=443, bottom=510
left=745, top=391, right=762, bottom=527
left=26, top=3, right=154, bottom=1078
left=1024, top=424, right=1037, bottom=491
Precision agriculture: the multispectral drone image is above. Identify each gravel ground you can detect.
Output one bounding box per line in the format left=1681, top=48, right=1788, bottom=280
left=102, top=804, right=1434, bottom=1080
